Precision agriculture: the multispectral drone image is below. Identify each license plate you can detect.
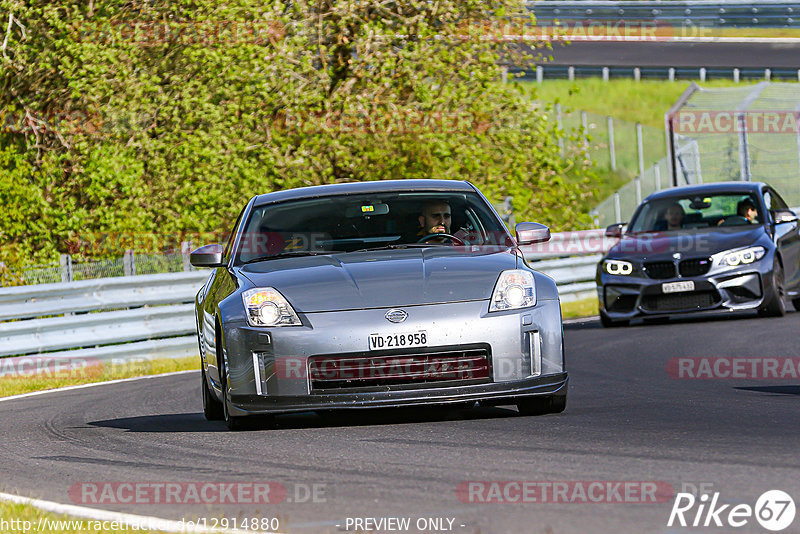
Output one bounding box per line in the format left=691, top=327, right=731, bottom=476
left=368, top=331, right=428, bottom=350
left=662, top=281, right=695, bottom=293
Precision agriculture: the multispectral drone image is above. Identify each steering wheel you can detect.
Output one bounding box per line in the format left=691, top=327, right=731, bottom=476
left=719, top=215, right=749, bottom=227
left=416, top=233, right=467, bottom=245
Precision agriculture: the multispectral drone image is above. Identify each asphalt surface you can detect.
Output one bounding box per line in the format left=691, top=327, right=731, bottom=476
left=2, top=311, right=800, bottom=534
left=545, top=41, right=800, bottom=68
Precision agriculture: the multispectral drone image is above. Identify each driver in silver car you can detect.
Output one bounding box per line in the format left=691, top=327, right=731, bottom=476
left=418, top=199, right=452, bottom=237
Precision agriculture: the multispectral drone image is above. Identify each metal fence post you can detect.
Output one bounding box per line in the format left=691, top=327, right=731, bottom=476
left=536, top=65, right=543, bottom=83
left=699, top=67, right=706, bottom=82
left=734, top=68, right=740, bottom=83
left=614, top=192, right=621, bottom=224
left=607, top=116, right=616, bottom=171
left=602, top=67, right=609, bottom=82
left=668, top=68, right=675, bottom=82
left=737, top=113, right=751, bottom=181
left=123, top=250, right=136, bottom=276
left=568, top=66, right=575, bottom=81
left=636, top=123, right=645, bottom=178
left=181, top=241, right=193, bottom=272
left=60, top=254, right=73, bottom=283
left=654, top=164, right=662, bottom=191
left=633, top=67, right=641, bottom=82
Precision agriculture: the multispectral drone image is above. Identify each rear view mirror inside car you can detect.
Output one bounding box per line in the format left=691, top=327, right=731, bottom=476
left=345, top=203, right=390, bottom=217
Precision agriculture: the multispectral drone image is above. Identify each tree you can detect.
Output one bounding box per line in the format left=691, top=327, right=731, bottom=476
left=0, top=0, right=592, bottom=267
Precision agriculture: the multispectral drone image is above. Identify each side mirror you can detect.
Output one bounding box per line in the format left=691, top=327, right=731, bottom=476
left=190, top=244, right=225, bottom=268
left=772, top=209, right=798, bottom=225
left=515, top=222, right=550, bottom=245
left=605, top=223, right=626, bottom=238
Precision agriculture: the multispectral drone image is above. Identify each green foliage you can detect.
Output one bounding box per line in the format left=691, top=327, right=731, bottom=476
left=1, top=0, right=593, bottom=268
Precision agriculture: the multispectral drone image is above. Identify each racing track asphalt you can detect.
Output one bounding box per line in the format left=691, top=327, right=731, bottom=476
left=544, top=40, right=800, bottom=68
left=2, top=311, right=799, bottom=534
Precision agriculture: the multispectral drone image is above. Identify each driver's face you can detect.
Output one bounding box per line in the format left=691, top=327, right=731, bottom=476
left=419, top=203, right=451, bottom=234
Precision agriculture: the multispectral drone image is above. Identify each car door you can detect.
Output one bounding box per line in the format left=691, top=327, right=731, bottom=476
left=764, top=187, right=800, bottom=290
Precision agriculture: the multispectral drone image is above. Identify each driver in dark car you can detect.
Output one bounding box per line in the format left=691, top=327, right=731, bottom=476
left=738, top=198, right=758, bottom=224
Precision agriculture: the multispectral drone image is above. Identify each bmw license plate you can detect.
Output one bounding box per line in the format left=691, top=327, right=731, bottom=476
left=662, top=281, right=695, bottom=293
left=368, top=331, right=428, bottom=350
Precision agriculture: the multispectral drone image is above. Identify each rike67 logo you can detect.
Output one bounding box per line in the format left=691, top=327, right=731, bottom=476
left=668, top=490, right=796, bottom=531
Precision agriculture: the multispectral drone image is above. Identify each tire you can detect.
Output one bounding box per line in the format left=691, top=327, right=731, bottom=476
left=201, top=368, right=224, bottom=421
left=600, top=311, right=629, bottom=328
left=760, top=260, right=786, bottom=317
left=216, top=326, right=249, bottom=431
left=516, top=393, right=567, bottom=416
left=793, top=297, right=800, bottom=312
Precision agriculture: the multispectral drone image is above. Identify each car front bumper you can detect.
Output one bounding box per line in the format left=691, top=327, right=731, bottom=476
left=598, top=262, right=772, bottom=321
left=217, top=298, right=566, bottom=416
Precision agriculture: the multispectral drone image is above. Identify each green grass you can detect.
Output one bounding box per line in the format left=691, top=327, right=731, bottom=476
left=525, top=78, right=750, bottom=128
left=0, top=356, right=197, bottom=398
left=561, top=297, right=597, bottom=319
left=0, top=500, right=171, bottom=533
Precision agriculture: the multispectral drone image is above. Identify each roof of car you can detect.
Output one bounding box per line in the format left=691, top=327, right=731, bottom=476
left=253, top=179, right=476, bottom=206
left=644, top=181, right=764, bottom=202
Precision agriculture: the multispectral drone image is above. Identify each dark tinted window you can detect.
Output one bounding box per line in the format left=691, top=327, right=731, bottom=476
left=235, top=191, right=513, bottom=264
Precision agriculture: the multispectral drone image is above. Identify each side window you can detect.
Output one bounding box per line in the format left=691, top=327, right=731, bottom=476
left=767, top=189, right=788, bottom=210
left=223, top=207, right=246, bottom=261
left=763, top=191, right=772, bottom=211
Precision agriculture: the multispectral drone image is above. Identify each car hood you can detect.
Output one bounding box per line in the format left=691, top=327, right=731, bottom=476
left=238, top=248, right=518, bottom=312
left=608, top=226, right=767, bottom=261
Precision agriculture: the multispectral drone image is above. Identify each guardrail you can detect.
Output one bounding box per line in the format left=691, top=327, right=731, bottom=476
left=0, top=243, right=603, bottom=375
left=0, top=271, right=208, bottom=376
left=528, top=1, right=800, bottom=28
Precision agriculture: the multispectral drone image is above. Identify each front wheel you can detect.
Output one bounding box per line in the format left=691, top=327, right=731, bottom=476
left=516, top=393, right=567, bottom=416
left=201, top=368, right=224, bottom=421
left=759, top=260, right=786, bottom=317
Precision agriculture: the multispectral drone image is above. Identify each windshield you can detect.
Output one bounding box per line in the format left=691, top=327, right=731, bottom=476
left=234, top=191, right=514, bottom=264
left=628, top=193, right=762, bottom=234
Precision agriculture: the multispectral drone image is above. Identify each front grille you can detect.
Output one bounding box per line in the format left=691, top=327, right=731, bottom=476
left=308, top=346, right=491, bottom=391
left=643, top=261, right=676, bottom=279
left=679, top=258, right=712, bottom=277
left=641, top=291, right=719, bottom=312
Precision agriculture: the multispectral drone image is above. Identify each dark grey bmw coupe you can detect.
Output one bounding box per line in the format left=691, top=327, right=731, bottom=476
left=597, top=182, right=800, bottom=327
left=191, top=180, right=567, bottom=429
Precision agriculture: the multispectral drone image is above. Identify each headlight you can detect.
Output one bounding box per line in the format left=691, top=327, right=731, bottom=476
left=489, top=270, right=536, bottom=312
left=721, top=246, right=766, bottom=267
left=242, top=287, right=301, bottom=327
left=603, top=259, right=633, bottom=275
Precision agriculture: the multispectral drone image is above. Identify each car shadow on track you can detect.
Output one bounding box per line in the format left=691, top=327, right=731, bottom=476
left=734, top=385, right=800, bottom=396
left=88, top=405, right=524, bottom=432
left=563, top=309, right=796, bottom=331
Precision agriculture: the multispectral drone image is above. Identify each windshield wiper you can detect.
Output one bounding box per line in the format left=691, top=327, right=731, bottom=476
left=241, top=251, right=345, bottom=264
left=351, top=244, right=435, bottom=253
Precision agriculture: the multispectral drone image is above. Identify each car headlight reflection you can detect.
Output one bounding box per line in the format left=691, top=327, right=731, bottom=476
left=721, top=246, right=766, bottom=267
left=490, top=270, right=536, bottom=312
left=242, top=287, right=301, bottom=327
left=603, top=259, right=633, bottom=276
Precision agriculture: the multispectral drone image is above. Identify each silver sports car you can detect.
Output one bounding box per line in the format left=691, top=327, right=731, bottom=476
left=191, top=180, right=567, bottom=430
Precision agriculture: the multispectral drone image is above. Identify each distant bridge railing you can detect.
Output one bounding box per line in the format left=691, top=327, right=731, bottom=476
left=528, top=1, right=800, bottom=28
